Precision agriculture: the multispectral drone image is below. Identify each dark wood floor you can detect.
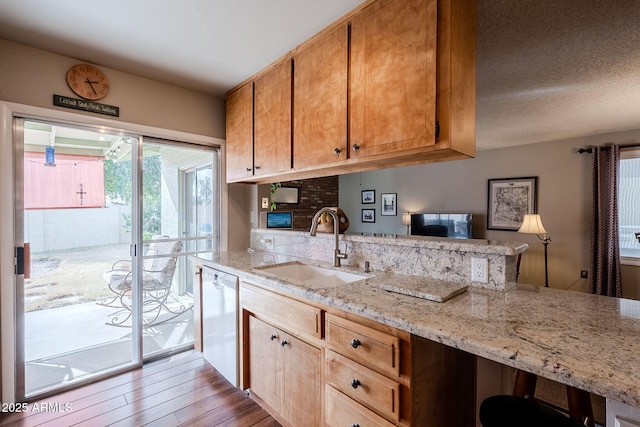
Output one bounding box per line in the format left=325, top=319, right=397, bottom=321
left=0, top=350, right=281, bottom=427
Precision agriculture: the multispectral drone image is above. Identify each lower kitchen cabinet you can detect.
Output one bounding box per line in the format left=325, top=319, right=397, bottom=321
left=280, top=327, right=322, bottom=426
left=247, top=315, right=279, bottom=413
left=247, top=315, right=322, bottom=426
left=325, top=311, right=475, bottom=426
left=241, top=282, right=475, bottom=426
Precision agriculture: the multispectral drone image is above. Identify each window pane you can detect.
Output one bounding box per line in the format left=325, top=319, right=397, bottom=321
left=619, top=157, right=640, bottom=258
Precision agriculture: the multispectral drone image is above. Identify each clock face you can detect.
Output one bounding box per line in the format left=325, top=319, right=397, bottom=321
left=66, top=64, right=110, bottom=100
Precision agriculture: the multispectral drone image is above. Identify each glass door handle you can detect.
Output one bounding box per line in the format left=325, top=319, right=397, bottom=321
left=15, top=243, right=30, bottom=278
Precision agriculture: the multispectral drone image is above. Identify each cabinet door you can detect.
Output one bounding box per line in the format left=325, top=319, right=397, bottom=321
left=293, top=24, right=348, bottom=169
left=226, top=82, right=254, bottom=181
left=254, top=59, right=292, bottom=176
left=281, top=331, right=322, bottom=426
left=249, top=316, right=280, bottom=413
left=350, top=0, right=437, bottom=159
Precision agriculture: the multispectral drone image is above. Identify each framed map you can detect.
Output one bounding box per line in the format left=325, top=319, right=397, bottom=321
left=487, top=177, right=538, bottom=231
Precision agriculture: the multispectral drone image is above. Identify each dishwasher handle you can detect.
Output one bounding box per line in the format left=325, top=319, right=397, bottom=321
left=212, top=273, right=222, bottom=289
left=203, top=268, right=237, bottom=291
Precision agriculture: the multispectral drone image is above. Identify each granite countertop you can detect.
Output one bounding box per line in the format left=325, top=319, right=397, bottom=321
left=254, top=228, right=529, bottom=257
left=341, top=232, right=528, bottom=256
left=194, top=250, right=640, bottom=408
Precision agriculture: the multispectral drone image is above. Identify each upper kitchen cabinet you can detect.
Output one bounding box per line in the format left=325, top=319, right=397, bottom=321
left=350, top=0, right=475, bottom=165
left=254, top=58, right=292, bottom=177
left=293, top=24, right=348, bottom=170
left=349, top=0, right=437, bottom=161
left=226, top=58, right=293, bottom=183
left=225, top=0, right=475, bottom=183
left=435, top=0, right=476, bottom=160
left=226, top=82, right=254, bottom=182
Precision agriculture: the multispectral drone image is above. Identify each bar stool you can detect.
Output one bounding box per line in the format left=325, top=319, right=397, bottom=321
left=479, top=370, right=594, bottom=427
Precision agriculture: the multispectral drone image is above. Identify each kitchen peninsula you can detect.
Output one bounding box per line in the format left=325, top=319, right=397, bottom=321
left=194, top=230, right=640, bottom=425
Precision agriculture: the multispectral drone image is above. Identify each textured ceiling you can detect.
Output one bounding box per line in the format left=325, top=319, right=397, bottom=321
left=1, top=0, right=640, bottom=151
left=477, top=0, right=640, bottom=149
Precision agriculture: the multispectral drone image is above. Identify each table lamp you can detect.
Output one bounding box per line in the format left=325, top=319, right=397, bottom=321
left=402, top=212, right=412, bottom=235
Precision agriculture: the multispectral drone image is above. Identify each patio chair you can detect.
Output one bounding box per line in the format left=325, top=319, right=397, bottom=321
left=99, top=235, right=191, bottom=327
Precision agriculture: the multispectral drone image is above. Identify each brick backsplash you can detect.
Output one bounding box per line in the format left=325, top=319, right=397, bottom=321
left=275, top=176, right=339, bottom=230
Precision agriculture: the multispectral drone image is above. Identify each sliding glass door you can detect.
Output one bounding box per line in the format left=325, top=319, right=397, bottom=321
left=14, top=118, right=219, bottom=400
left=139, top=139, right=218, bottom=359
left=15, top=118, right=140, bottom=399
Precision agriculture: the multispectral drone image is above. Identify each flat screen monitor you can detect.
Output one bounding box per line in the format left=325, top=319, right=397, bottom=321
left=410, top=213, right=472, bottom=239
left=266, top=211, right=293, bottom=229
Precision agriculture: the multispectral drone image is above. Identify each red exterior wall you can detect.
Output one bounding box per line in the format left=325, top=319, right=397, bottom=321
left=24, top=152, right=105, bottom=209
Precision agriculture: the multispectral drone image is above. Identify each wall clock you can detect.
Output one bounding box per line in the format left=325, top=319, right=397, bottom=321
left=66, top=64, right=110, bottom=100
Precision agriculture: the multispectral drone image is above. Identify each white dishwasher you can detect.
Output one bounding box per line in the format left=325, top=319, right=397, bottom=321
left=201, top=265, right=239, bottom=387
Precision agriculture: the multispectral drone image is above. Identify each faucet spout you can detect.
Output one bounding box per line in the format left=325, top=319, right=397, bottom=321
left=309, top=207, right=348, bottom=267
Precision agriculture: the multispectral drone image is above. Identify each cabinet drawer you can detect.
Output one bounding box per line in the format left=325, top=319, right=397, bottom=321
left=326, top=313, right=400, bottom=377
left=326, top=385, right=395, bottom=427
left=241, top=283, right=321, bottom=339
left=326, top=349, right=400, bottom=423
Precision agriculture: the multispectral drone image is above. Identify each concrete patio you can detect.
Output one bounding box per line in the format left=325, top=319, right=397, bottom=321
left=22, top=242, right=196, bottom=396
left=24, top=297, right=194, bottom=396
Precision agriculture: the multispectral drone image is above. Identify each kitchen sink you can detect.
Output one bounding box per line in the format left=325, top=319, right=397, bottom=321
left=256, top=262, right=367, bottom=287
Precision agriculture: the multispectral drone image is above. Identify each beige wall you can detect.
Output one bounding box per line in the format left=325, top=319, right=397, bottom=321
left=0, top=39, right=231, bottom=402
left=0, top=39, right=262, bottom=250
left=228, top=183, right=256, bottom=250
left=0, top=39, right=225, bottom=138
left=340, top=132, right=640, bottom=297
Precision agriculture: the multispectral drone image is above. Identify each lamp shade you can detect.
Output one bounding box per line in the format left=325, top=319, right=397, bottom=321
left=402, top=212, right=412, bottom=226
left=518, top=214, right=547, bottom=234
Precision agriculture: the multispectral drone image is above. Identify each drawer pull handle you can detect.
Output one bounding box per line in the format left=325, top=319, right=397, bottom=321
left=270, top=334, right=277, bottom=341
left=351, top=379, right=361, bottom=389
left=246, top=167, right=252, bottom=172
left=334, top=147, right=341, bottom=155
left=352, top=143, right=360, bottom=151
left=351, top=424, right=360, bottom=427
left=280, top=340, right=288, bottom=347
left=351, top=339, right=361, bottom=348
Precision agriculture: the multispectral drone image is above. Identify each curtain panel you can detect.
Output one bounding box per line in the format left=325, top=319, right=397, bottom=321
left=590, top=145, right=622, bottom=297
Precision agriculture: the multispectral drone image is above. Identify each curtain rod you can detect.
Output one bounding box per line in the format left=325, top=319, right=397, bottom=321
left=578, top=143, right=640, bottom=154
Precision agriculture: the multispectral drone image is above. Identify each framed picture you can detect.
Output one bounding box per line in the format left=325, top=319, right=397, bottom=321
left=487, top=177, right=538, bottom=231
left=380, top=193, right=397, bottom=216
left=361, top=209, right=375, bottom=223
left=361, top=190, right=375, bottom=204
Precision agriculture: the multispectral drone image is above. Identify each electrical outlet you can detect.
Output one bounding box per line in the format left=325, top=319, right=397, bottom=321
left=261, top=197, right=269, bottom=209
left=471, top=257, right=488, bottom=283
left=580, top=270, right=588, bottom=279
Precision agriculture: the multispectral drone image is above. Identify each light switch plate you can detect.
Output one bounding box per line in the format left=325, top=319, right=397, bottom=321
left=261, top=197, right=269, bottom=209
left=261, top=237, right=274, bottom=250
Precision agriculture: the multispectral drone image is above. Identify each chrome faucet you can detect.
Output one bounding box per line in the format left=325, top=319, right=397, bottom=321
left=310, top=207, right=348, bottom=267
